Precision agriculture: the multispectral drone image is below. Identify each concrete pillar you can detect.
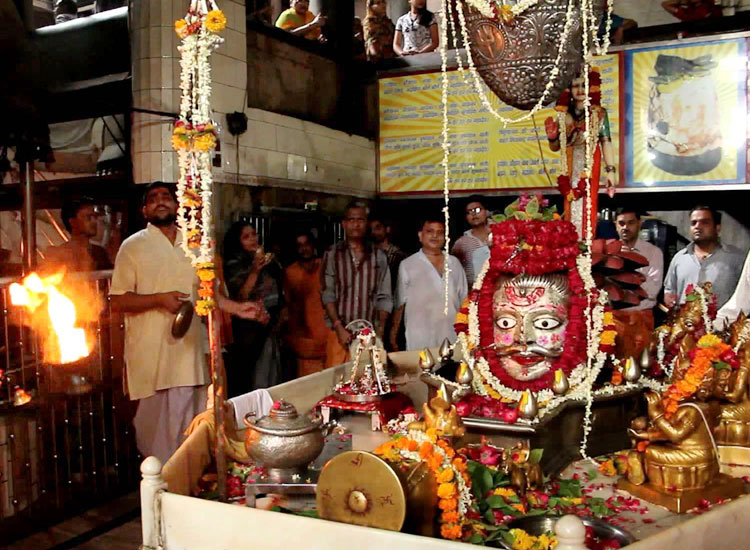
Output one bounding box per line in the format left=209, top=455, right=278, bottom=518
left=130, top=0, right=248, bottom=185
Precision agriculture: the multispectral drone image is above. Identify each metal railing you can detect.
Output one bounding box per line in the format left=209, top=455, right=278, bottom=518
left=0, top=271, right=140, bottom=543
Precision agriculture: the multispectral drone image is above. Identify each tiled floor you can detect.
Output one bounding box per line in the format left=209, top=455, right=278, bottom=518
left=7, top=492, right=142, bottom=550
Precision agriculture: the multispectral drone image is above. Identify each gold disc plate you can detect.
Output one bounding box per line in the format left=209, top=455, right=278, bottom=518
left=316, top=451, right=406, bottom=531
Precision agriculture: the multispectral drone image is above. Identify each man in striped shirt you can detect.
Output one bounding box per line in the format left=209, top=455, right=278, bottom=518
left=451, top=195, right=492, bottom=286
left=321, top=202, right=393, bottom=367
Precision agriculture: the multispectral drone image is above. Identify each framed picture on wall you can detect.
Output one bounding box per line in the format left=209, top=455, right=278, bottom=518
left=624, top=37, right=748, bottom=188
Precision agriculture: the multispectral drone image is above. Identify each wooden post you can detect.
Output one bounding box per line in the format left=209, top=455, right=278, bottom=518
left=140, top=457, right=167, bottom=550
left=208, top=309, right=227, bottom=502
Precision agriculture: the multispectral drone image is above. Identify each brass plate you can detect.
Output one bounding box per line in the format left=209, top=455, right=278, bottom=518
left=617, top=474, right=746, bottom=514
left=316, top=451, right=406, bottom=531
left=332, top=391, right=385, bottom=403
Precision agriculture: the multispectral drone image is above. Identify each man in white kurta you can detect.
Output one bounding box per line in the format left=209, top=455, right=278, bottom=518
left=390, top=217, right=468, bottom=351
left=110, top=183, right=208, bottom=463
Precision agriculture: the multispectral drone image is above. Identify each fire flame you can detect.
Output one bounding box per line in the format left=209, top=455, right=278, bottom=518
left=9, top=272, right=91, bottom=364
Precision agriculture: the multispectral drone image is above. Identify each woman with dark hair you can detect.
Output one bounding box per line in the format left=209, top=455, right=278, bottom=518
left=223, top=222, right=283, bottom=395
left=393, top=0, right=438, bottom=56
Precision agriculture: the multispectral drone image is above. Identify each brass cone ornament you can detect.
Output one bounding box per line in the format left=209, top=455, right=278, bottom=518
left=552, top=369, right=570, bottom=395
left=419, top=348, right=436, bottom=371
left=518, top=389, right=538, bottom=420
left=437, top=382, right=452, bottom=405
left=639, top=347, right=652, bottom=371
left=456, top=362, right=474, bottom=386
left=439, top=338, right=452, bottom=362
left=623, top=356, right=641, bottom=382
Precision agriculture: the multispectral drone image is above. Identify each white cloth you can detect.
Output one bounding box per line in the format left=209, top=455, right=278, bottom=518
left=471, top=245, right=490, bottom=287
left=229, top=389, right=274, bottom=428
left=110, top=223, right=208, bottom=400
left=134, top=385, right=206, bottom=464
left=717, top=249, right=750, bottom=327
left=623, top=239, right=664, bottom=311
left=396, top=250, right=467, bottom=351
left=395, top=12, right=435, bottom=54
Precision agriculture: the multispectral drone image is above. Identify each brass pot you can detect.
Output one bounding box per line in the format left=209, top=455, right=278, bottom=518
left=243, top=400, right=325, bottom=482
left=462, top=0, right=583, bottom=110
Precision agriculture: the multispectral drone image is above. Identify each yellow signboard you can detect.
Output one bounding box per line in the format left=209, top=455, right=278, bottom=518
left=378, top=55, right=620, bottom=195
left=625, top=38, right=747, bottom=187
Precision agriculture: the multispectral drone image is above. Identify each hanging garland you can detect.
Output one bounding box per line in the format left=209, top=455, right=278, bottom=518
left=173, top=0, right=227, bottom=315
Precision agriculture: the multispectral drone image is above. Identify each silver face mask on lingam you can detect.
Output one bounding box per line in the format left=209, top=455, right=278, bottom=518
left=491, top=274, right=570, bottom=381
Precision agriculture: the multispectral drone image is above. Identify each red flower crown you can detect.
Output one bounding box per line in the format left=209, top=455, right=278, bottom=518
left=455, top=220, right=589, bottom=392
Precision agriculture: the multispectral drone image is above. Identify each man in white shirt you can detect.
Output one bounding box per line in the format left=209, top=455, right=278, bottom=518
left=110, top=182, right=261, bottom=463
left=390, top=214, right=467, bottom=351
left=451, top=195, right=492, bottom=286
left=613, top=208, right=664, bottom=359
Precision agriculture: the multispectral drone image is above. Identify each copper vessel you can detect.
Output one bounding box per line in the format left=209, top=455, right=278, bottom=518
left=243, top=400, right=325, bottom=482
left=462, top=0, right=583, bottom=110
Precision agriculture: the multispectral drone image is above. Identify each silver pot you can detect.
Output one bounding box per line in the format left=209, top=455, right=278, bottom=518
left=243, top=400, right=325, bottom=482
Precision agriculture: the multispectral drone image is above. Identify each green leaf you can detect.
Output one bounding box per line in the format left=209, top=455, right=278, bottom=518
left=493, top=469, right=510, bottom=486
left=486, top=495, right=508, bottom=509
left=528, top=448, right=544, bottom=464
left=714, top=361, right=731, bottom=370
left=557, top=479, right=582, bottom=498
left=504, top=201, right=518, bottom=218
left=492, top=214, right=507, bottom=223
left=526, top=197, right=539, bottom=216
left=513, top=211, right=528, bottom=220
left=483, top=468, right=495, bottom=493
left=548, top=496, right=562, bottom=508
left=469, top=533, right=485, bottom=545
left=500, top=530, right=516, bottom=545
left=685, top=294, right=697, bottom=302
left=585, top=469, right=598, bottom=481
left=484, top=507, right=497, bottom=525
left=525, top=508, right=548, bottom=517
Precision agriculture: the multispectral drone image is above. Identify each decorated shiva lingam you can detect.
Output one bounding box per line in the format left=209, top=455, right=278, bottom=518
left=243, top=400, right=326, bottom=483
left=420, top=195, right=651, bottom=474
left=618, top=284, right=745, bottom=513
left=333, top=327, right=392, bottom=402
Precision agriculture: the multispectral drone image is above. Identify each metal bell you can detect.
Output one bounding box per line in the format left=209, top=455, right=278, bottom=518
left=552, top=369, right=569, bottom=395
left=624, top=356, right=641, bottom=382
left=518, top=390, right=538, bottom=420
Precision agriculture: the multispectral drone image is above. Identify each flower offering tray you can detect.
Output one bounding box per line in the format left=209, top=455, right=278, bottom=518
left=317, top=392, right=413, bottom=431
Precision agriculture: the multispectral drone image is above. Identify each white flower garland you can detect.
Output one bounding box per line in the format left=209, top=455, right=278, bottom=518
left=693, top=285, right=714, bottom=334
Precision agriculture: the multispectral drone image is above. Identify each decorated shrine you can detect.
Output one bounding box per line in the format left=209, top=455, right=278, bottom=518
left=3, top=0, right=750, bottom=549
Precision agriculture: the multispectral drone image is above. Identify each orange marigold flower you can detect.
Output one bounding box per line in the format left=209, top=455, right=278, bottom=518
left=442, top=511, right=460, bottom=523
left=419, top=441, right=434, bottom=459
left=440, top=523, right=463, bottom=540
left=452, top=458, right=467, bottom=472
left=174, top=19, right=189, bottom=38
left=205, top=9, right=227, bottom=33
left=438, top=498, right=457, bottom=511
left=437, top=483, right=456, bottom=499
left=598, top=459, right=616, bottom=476
left=406, top=440, right=418, bottom=452
left=427, top=454, right=443, bottom=472
left=396, top=437, right=411, bottom=450
left=425, top=428, right=438, bottom=442
left=437, top=468, right=455, bottom=483
left=511, top=503, right=526, bottom=514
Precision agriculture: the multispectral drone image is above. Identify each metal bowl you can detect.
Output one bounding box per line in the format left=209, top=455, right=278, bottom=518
left=494, top=515, right=635, bottom=549
left=171, top=300, right=194, bottom=338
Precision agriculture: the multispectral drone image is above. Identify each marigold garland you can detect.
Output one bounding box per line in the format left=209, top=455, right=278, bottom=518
left=375, top=431, right=471, bottom=540
left=662, top=333, right=736, bottom=417
left=174, top=0, right=225, bottom=315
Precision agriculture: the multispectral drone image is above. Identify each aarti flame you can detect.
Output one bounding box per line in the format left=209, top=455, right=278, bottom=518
left=10, top=272, right=91, bottom=364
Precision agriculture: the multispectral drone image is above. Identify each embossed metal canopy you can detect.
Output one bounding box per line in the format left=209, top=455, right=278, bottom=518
left=463, top=0, right=583, bottom=110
